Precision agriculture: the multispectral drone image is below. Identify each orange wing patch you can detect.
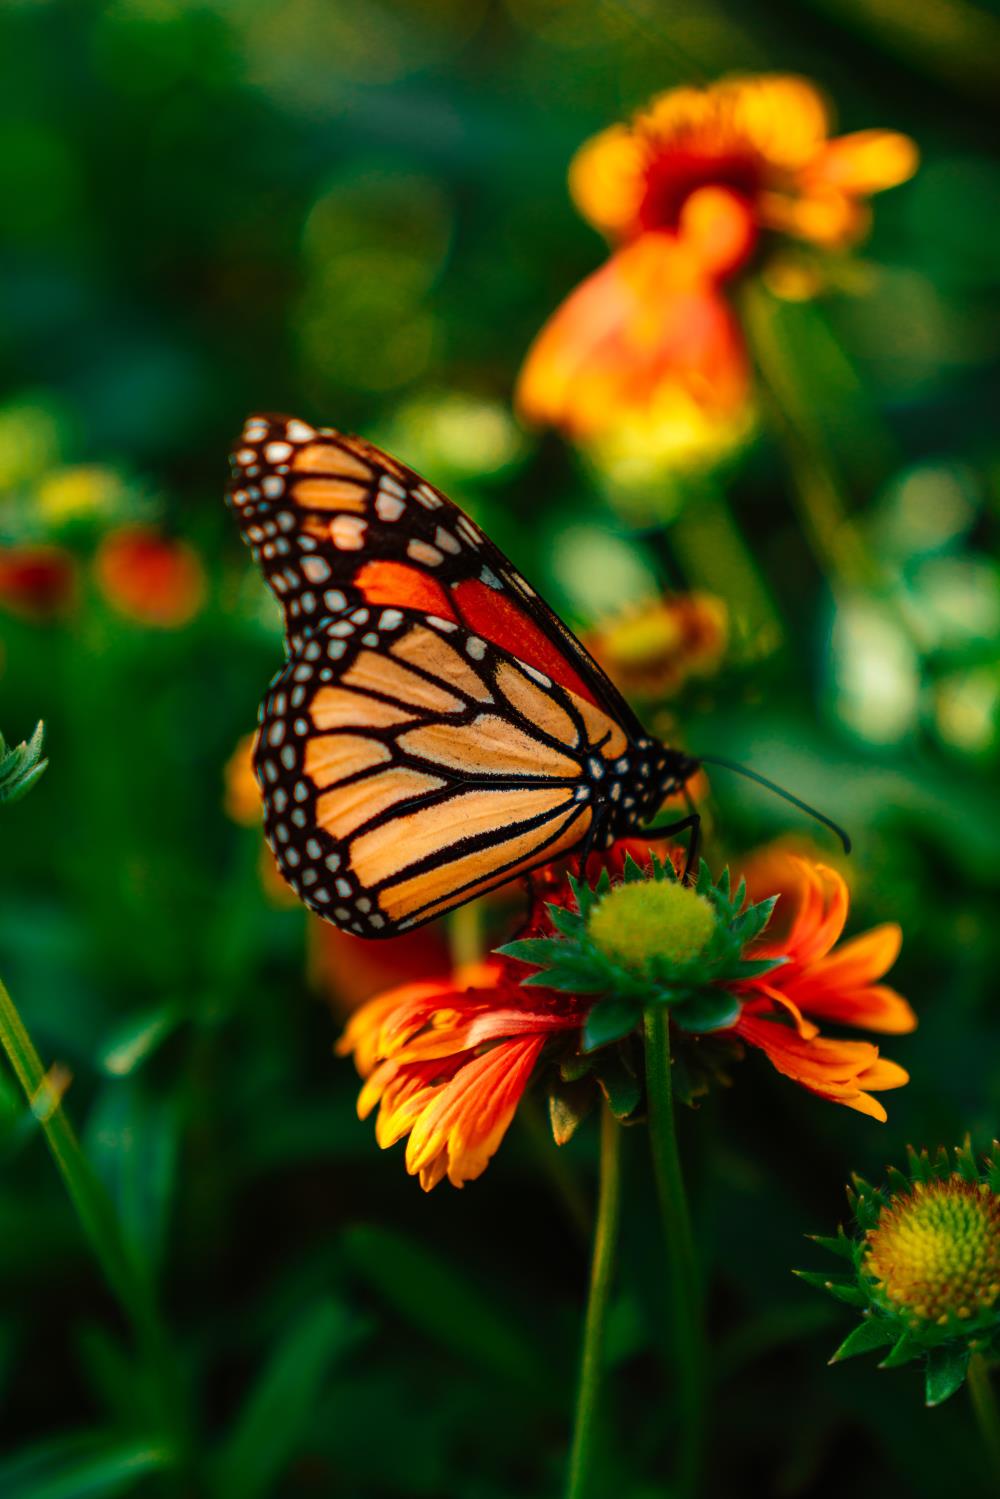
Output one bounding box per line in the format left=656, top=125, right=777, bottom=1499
left=350, top=784, right=576, bottom=892
left=398, top=715, right=579, bottom=778
left=292, top=477, right=369, bottom=511
left=378, top=806, right=592, bottom=923
left=341, top=652, right=464, bottom=714
left=292, top=443, right=374, bottom=479
left=317, top=768, right=447, bottom=840
left=390, top=626, right=494, bottom=703
left=305, top=734, right=390, bottom=788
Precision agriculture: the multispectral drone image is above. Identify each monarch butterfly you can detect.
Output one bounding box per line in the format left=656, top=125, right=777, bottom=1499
left=227, top=414, right=844, bottom=937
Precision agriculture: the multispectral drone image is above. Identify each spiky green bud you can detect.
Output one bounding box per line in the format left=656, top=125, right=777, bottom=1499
left=798, top=1140, right=1000, bottom=1406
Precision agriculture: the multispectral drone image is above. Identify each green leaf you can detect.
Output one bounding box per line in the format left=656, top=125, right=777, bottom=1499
left=807, top=1230, right=856, bottom=1262
left=84, top=1081, right=179, bottom=1279
left=582, top=998, right=641, bottom=1052
left=560, top=1051, right=595, bottom=1083
left=593, top=1046, right=641, bottom=1119
left=829, top=1318, right=897, bottom=1363
left=520, top=962, right=609, bottom=993
left=672, top=990, right=742, bottom=1033
left=548, top=1077, right=594, bottom=1145
left=925, top=1343, right=971, bottom=1406
left=0, top=722, right=48, bottom=807
left=342, top=1225, right=553, bottom=1401
left=545, top=903, right=584, bottom=939
left=0, top=1434, right=170, bottom=1499
left=792, top=1270, right=867, bottom=1307
left=98, top=1004, right=185, bottom=1077
left=494, top=937, right=567, bottom=967
left=214, top=1298, right=364, bottom=1499
left=880, top=1331, right=922, bottom=1368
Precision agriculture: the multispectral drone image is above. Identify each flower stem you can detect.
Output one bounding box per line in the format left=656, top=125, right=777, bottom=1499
left=0, top=973, right=188, bottom=1459
left=967, top=1353, right=1000, bottom=1489
left=643, top=1005, right=705, bottom=1499
left=740, top=279, right=882, bottom=596
left=565, top=1100, right=623, bottom=1499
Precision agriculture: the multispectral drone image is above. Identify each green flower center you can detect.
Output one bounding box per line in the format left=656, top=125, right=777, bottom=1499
left=865, top=1179, right=1000, bottom=1325
left=588, top=880, right=716, bottom=970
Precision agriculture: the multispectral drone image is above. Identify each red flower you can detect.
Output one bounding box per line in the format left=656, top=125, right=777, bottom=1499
left=94, top=526, right=206, bottom=628
left=0, top=545, right=77, bottom=620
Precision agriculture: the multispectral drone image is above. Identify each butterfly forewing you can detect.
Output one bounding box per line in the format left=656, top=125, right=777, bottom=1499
left=229, top=414, right=686, bottom=936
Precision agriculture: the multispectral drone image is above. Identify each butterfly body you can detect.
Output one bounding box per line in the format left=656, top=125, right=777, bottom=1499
left=228, top=415, right=695, bottom=935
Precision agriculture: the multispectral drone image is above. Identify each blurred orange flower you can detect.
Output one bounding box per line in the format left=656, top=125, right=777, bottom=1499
left=309, top=922, right=450, bottom=1014
left=0, top=545, right=77, bottom=620
left=585, top=591, right=727, bottom=699
left=94, top=525, right=206, bottom=628
left=224, top=732, right=262, bottom=827
left=518, top=74, right=917, bottom=456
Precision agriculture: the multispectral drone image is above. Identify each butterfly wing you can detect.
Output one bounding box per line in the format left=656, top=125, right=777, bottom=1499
left=229, top=415, right=685, bottom=935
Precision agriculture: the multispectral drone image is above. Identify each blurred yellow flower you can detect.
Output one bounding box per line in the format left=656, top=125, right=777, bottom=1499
left=585, top=592, right=728, bottom=699
left=37, top=466, right=126, bottom=527
left=518, top=74, right=917, bottom=462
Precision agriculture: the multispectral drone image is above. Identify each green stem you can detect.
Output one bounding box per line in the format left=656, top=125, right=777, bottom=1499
left=967, top=1353, right=1000, bottom=1490
left=0, top=974, right=188, bottom=1460
left=740, top=279, right=882, bottom=596
left=643, top=1006, right=705, bottom=1499
left=565, top=1102, right=623, bottom=1499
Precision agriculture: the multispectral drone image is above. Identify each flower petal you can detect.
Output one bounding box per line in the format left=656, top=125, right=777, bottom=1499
left=569, top=123, right=648, bottom=238
left=516, top=233, right=750, bottom=441
left=404, top=1036, right=547, bottom=1190
left=736, top=1011, right=904, bottom=1120
left=806, top=129, right=919, bottom=195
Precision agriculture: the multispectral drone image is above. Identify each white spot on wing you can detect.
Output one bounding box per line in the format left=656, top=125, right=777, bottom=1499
left=330, top=515, right=367, bottom=550
left=407, top=539, right=443, bottom=566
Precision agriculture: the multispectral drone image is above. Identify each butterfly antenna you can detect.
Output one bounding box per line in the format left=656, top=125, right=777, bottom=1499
left=695, top=755, right=852, bottom=855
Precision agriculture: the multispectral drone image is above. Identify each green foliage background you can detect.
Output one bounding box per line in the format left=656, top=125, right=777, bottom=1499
left=1, top=1, right=999, bottom=1495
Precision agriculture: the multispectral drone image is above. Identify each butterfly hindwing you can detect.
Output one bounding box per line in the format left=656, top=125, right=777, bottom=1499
left=230, top=414, right=687, bottom=935
left=253, top=606, right=677, bottom=934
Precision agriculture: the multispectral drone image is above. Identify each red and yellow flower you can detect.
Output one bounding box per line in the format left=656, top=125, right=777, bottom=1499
left=585, top=591, right=728, bottom=700
left=517, top=74, right=917, bottom=461
left=339, top=841, right=913, bottom=1189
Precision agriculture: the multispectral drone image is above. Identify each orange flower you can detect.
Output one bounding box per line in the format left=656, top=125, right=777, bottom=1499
left=518, top=74, right=917, bottom=454
left=340, top=843, right=913, bottom=1189
left=94, top=525, right=206, bottom=628
left=735, top=855, right=915, bottom=1120
left=338, top=963, right=584, bottom=1189
left=517, top=232, right=751, bottom=453
left=585, top=591, right=727, bottom=699
left=0, top=545, right=77, bottom=620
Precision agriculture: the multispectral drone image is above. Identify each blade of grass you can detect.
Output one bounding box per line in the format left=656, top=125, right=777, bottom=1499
left=212, top=1298, right=366, bottom=1499
left=0, top=975, right=187, bottom=1462
left=343, top=1223, right=558, bottom=1404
